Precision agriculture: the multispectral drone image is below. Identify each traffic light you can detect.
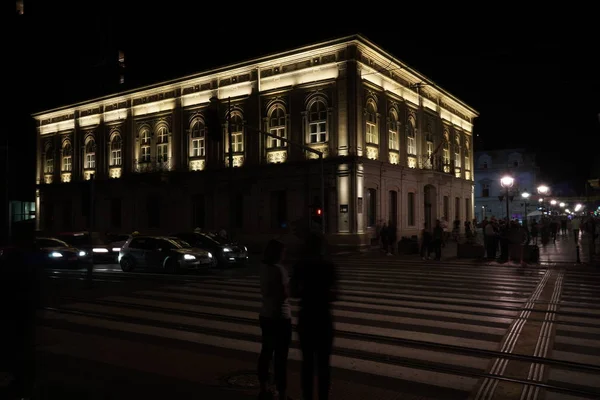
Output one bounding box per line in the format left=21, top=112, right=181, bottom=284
left=205, top=96, right=222, bottom=142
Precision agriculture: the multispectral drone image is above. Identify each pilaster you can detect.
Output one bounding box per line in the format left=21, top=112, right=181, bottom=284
left=172, top=94, right=182, bottom=171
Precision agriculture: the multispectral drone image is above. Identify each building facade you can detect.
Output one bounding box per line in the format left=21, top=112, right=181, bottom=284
left=474, top=149, right=539, bottom=222
left=33, top=35, right=477, bottom=251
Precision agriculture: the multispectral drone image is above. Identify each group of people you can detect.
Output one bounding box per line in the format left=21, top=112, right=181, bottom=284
left=257, top=232, right=338, bottom=400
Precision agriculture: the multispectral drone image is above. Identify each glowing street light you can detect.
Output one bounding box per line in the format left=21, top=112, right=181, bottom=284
left=521, top=191, right=530, bottom=220
left=550, top=199, right=557, bottom=206
left=537, top=185, right=549, bottom=195
left=574, top=204, right=582, bottom=212
left=559, top=202, right=565, bottom=208
left=521, top=192, right=530, bottom=199
left=500, top=176, right=514, bottom=223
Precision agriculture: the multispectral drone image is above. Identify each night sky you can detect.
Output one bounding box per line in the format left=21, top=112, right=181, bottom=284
left=9, top=6, right=600, bottom=198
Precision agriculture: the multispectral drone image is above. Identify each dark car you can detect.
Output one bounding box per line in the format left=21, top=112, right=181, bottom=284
left=56, top=231, right=120, bottom=264
left=0, top=237, right=83, bottom=269
left=172, top=232, right=248, bottom=268
left=118, top=235, right=215, bottom=273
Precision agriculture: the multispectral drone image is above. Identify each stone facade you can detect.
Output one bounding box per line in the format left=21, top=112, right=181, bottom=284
left=33, top=35, right=477, bottom=251
left=474, top=149, right=539, bottom=222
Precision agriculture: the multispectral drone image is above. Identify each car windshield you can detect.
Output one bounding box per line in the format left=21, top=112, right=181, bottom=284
left=166, top=238, right=192, bottom=249
left=57, top=233, right=90, bottom=247
left=203, top=233, right=228, bottom=245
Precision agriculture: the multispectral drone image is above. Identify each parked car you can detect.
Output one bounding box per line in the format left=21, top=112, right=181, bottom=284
left=172, top=231, right=248, bottom=268
left=0, top=237, right=84, bottom=269
left=118, top=235, right=215, bottom=273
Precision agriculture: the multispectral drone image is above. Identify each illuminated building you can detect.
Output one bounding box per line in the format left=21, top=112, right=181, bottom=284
left=33, top=35, right=477, bottom=251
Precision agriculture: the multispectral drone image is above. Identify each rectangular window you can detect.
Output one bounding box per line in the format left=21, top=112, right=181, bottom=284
left=86, top=153, right=95, bottom=169
left=269, top=126, right=286, bottom=148
left=157, top=144, right=168, bottom=162
left=366, top=122, right=377, bottom=144
left=191, top=137, right=205, bottom=157
left=407, top=192, right=415, bottom=226
left=232, top=132, right=243, bottom=152
left=426, top=141, right=433, bottom=158
left=367, top=188, right=377, bottom=227
left=111, top=149, right=121, bottom=166
left=141, top=146, right=151, bottom=162
left=465, top=198, right=471, bottom=222
left=443, top=196, right=449, bottom=220
left=147, top=196, right=160, bottom=228
left=191, top=194, right=205, bottom=229
left=407, top=136, right=416, bottom=155
left=62, top=200, right=72, bottom=230
left=388, top=190, right=398, bottom=225
left=271, top=191, right=287, bottom=229
left=482, top=184, right=490, bottom=197
left=63, top=155, right=72, bottom=172
left=309, top=122, right=327, bottom=143
left=234, top=194, right=244, bottom=228
left=110, top=198, right=122, bottom=229
left=455, top=197, right=460, bottom=221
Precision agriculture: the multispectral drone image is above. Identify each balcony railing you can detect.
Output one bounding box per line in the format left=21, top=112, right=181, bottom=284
left=134, top=157, right=172, bottom=173
left=421, top=156, right=455, bottom=175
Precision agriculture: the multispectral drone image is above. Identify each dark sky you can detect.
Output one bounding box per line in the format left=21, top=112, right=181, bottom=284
left=9, top=5, right=600, bottom=196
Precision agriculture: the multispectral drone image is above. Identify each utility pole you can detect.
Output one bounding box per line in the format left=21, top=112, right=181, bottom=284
left=228, top=97, right=234, bottom=240
left=86, top=173, right=95, bottom=286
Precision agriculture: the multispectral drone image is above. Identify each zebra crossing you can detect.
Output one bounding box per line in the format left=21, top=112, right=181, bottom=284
left=38, top=259, right=600, bottom=399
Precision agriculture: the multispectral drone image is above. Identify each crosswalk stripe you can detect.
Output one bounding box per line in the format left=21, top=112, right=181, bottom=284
left=37, top=259, right=600, bottom=398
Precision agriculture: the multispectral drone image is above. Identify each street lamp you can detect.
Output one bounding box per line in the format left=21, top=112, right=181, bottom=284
left=521, top=191, right=530, bottom=222
left=537, top=185, right=550, bottom=216
left=500, top=175, right=514, bottom=223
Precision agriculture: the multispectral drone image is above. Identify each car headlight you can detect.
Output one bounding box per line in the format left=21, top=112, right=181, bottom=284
left=243, top=246, right=248, bottom=252
left=183, top=254, right=196, bottom=260
left=223, top=247, right=232, bottom=253
left=93, top=248, right=109, bottom=253
left=207, top=252, right=213, bottom=258
left=78, top=250, right=86, bottom=257
left=49, top=252, right=63, bottom=258
left=112, top=247, right=121, bottom=252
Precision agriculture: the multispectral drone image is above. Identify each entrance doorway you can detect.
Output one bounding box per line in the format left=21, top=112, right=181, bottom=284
left=423, top=185, right=437, bottom=229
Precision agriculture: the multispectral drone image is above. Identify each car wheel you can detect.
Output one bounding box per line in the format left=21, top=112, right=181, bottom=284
left=165, top=258, right=178, bottom=274
left=120, top=257, right=134, bottom=272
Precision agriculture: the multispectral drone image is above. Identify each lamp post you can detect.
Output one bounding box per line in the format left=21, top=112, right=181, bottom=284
left=521, top=191, right=530, bottom=222
left=537, top=185, right=550, bottom=216
left=500, top=176, right=514, bottom=223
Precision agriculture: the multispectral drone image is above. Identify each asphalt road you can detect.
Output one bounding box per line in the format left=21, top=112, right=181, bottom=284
left=3, top=256, right=600, bottom=400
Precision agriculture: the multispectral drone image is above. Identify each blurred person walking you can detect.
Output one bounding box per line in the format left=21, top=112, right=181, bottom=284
left=291, top=233, right=338, bottom=400
left=257, top=240, right=292, bottom=400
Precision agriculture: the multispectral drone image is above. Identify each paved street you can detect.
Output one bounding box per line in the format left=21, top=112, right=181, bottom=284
left=6, top=256, right=600, bottom=399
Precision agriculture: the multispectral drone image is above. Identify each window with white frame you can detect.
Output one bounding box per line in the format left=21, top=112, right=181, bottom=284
left=365, top=101, right=378, bottom=144
left=141, top=130, right=151, bottom=162
left=443, top=132, right=450, bottom=165
left=62, top=142, right=72, bottom=172
left=85, top=138, right=96, bottom=169
left=454, top=135, right=461, bottom=168
left=388, top=109, right=399, bottom=150
left=156, top=126, right=168, bottom=162
left=407, top=121, right=416, bottom=155
left=308, top=100, right=327, bottom=144
left=464, top=140, right=470, bottom=170
left=230, top=115, right=244, bottom=152
left=45, top=146, right=54, bottom=174
left=110, top=135, right=122, bottom=166
left=426, top=133, right=434, bottom=159
left=268, top=106, right=286, bottom=148
left=190, top=120, right=205, bottom=157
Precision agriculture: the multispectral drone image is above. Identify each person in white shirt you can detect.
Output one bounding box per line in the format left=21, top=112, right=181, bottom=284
left=258, top=240, right=292, bottom=400
left=571, top=217, right=581, bottom=244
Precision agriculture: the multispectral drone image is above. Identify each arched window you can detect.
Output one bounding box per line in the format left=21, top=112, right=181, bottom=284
left=464, top=139, right=470, bottom=170
left=190, top=119, right=205, bottom=157
left=45, top=144, right=54, bottom=174
left=140, top=130, right=151, bottom=162
left=454, top=135, right=461, bottom=168
left=308, top=100, right=327, bottom=144
left=61, top=141, right=72, bottom=172
left=85, top=138, right=96, bottom=169
left=268, top=106, right=286, bottom=148
left=388, top=109, right=399, bottom=151
left=442, top=131, right=450, bottom=166
left=365, top=101, right=378, bottom=145
left=110, top=134, right=122, bottom=166
left=425, top=124, right=434, bottom=160
left=156, top=126, right=169, bottom=162
left=230, top=114, right=244, bottom=153
left=406, top=119, right=416, bottom=156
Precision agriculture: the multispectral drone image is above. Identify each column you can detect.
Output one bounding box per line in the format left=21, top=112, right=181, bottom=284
left=172, top=95, right=182, bottom=171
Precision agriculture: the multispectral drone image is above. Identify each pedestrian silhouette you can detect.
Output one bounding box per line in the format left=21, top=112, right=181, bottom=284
left=290, top=233, right=338, bottom=400
left=257, top=239, right=292, bottom=400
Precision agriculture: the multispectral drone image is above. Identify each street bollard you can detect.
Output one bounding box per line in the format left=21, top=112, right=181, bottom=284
left=576, top=245, right=581, bottom=264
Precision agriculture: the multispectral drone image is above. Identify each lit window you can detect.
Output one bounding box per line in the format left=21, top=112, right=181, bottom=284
left=140, top=130, right=151, bottom=162
left=464, top=141, right=470, bottom=170
left=407, top=122, right=416, bottom=156
left=388, top=110, right=399, bottom=151
left=156, top=126, right=169, bottom=162
left=229, top=115, right=244, bottom=153
left=190, top=120, right=206, bottom=157
left=85, top=139, right=96, bottom=169
left=45, top=146, right=54, bottom=174
left=365, top=102, right=378, bottom=144
left=454, top=136, right=461, bottom=168
left=110, top=135, right=122, bottom=166
left=268, top=107, right=286, bottom=148
left=62, top=142, right=72, bottom=172
left=308, top=100, right=327, bottom=144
